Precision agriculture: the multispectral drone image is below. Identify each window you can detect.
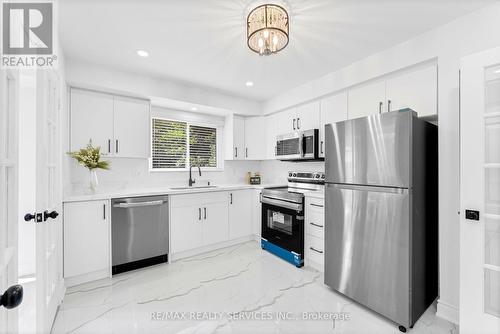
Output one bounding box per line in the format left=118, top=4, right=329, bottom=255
left=151, top=118, right=218, bottom=170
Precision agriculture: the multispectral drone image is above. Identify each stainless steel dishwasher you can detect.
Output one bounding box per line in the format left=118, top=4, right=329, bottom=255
left=111, top=195, right=169, bottom=275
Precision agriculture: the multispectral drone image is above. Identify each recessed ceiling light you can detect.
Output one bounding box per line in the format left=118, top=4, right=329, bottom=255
left=246, top=81, right=254, bottom=87
left=191, top=107, right=198, bottom=111
left=137, top=50, right=149, bottom=57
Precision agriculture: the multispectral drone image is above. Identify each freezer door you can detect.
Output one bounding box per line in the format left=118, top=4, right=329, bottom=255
left=325, top=110, right=411, bottom=188
left=324, top=183, right=410, bottom=327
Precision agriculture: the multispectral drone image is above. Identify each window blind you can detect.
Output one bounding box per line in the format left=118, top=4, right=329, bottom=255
left=189, top=125, right=217, bottom=168
left=152, top=118, right=187, bottom=169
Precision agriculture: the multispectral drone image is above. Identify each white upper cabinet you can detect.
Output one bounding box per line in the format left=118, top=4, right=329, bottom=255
left=348, top=79, right=386, bottom=119
left=385, top=65, right=437, bottom=117
left=70, top=88, right=151, bottom=158
left=113, top=96, right=150, bottom=158
left=265, top=113, right=278, bottom=159
left=348, top=64, right=438, bottom=119
left=276, top=107, right=297, bottom=134
left=319, top=92, right=348, bottom=157
left=71, top=89, right=114, bottom=153
left=224, top=114, right=245, bottom=160
left=244, top=116, right=266, bottom=160
left=296, top=101, right=320, bottom=131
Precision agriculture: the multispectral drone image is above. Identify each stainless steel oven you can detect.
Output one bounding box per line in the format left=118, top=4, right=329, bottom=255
left=260, top=171, right=324, bottom=267
left=276, top=129, right=320, bottom=161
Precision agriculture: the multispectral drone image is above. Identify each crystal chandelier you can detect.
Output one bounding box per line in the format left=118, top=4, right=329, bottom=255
left=247, top=4, right=289, bottom=56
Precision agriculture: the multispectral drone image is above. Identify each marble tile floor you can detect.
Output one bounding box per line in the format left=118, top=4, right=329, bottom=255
left=52, top=241, right=457, bottom=334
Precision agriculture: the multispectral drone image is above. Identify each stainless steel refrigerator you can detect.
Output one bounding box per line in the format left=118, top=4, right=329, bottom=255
left=324, top=109, right=438, bottom=331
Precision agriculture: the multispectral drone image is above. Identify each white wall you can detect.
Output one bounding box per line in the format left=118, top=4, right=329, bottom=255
left=65, top=59, right=261, bottom=116
left=262, top=3, right=500, bottom=323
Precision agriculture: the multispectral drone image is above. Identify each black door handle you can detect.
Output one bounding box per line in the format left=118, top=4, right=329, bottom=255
left=1, top=285, right=23, bottom=309
left=44, top=210, right=59, bottom=221
left=24, top=213, right=36, bottom=222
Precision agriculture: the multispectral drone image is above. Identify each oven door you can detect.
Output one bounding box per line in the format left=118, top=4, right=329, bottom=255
left=261, top=197, right=304, bottom=255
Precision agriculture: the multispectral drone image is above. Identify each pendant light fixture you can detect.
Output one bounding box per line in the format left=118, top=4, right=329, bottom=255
left=247, top=4, right=289, bottom=56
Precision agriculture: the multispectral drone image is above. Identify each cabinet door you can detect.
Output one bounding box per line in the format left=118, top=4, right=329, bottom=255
left=265, top=113, right=278, bottom=159
left=244, top=116, right=266, bottom=160
left=348, top=80, right=386, bottom=119
left=296, top=101, right=320, bottom=131
left=113, top=96, right=150, bottom=158
left=70, top=89, right=114, bottom=152
left=170, top=204, right=203, bottom=253
left=228, top=190, right=252, bottom=239
left=202, top=201, right=229, bottom=246
left=233, top=116, right=245, bottom=160
left=276, top=107, right=296, bottom=134
left=64, top=200, right=110, bottom=278
left=319, top=92, right=348, bottom=157
left=385, top=65, right=437, bottom=117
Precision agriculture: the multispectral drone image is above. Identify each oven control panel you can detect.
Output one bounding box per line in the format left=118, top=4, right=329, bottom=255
left=288, top=171, right=325, bottom=183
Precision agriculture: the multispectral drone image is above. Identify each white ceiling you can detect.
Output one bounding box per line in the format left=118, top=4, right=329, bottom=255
left=60, top=0, right=494, bottom=101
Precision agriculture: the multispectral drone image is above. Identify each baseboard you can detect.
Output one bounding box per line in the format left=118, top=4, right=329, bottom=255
left=436, top=299, right=459, bottom=324
left=170, top=235, right=254, bottom=261
left=64, top=269, right=111, bottom=288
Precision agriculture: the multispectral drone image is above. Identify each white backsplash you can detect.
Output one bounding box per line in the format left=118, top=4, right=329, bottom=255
left=65, top=156, right=325, bottom=196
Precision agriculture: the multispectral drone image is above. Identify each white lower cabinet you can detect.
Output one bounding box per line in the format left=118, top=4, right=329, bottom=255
left=304, top=196, right=325, bottom=272
left=170, top=192, right=229, bottom=254
left=228, top=190, right=253, bottom=239
left=63, top=200, right=110, bottom=281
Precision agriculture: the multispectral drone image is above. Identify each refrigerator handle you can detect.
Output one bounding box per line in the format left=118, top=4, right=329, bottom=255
left=327, top=183, right=408, bottom=194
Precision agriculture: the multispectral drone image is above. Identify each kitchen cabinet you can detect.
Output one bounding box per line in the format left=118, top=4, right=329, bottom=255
left=348, top=79, right=386, bottom=119
left=276, top=102, right=320, bottom=135
left=348, top=64, right=438, bottom=119
left=70, top=89, right=114, bottom=153
left=170, top=192, right=228, bottom=254
left=232, top=115, right=246, bottom=160
left=252, top=189, right=262, bottom=237
left=265, top=113, right=278, bottom=159
left=63, top=200, right=110, bottom=279
left=385, top=65, right=437, bottom=117
left=70, top=88, right=150, bottom=158
left=113, top=95, right=150, bottom=158
left=228, top=190, right=253, bottom=239
left=319, top=92, right=348, bottom=157
left=244, top=116, right=267, bottom=160
left=304, top=196, right=325, bottom=272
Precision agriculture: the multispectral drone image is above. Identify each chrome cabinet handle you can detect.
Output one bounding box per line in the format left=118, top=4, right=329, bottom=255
left=103, top=204, right=106, bottom=220
left=235, top=147, right=237, bottom=158
left=310, top=203, right=324, bottom=208
left=379, top=101, right=383, bottom=114
left=387, top=99, right=391, bottom=113
left=230, top=193, right=233, bottom=205
left=309, top=247, right=323, bottom=254
left=293, top=118, right=296, bottom=130
left=108, top=139, right=111, bottom=153
left=297, top=118, right=300, bottom=129
left=113, top=200, right=166, bottom=208
left=310, top=222, right=324, bottom=228
left=115, top=139, right=119, bottom=153
left=204, top=207, right=207, bottom=220
left=199, top=208, right=201, bottom=221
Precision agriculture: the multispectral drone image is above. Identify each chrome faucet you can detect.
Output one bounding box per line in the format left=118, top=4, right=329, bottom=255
left=189, top=166, right=201, bottom=187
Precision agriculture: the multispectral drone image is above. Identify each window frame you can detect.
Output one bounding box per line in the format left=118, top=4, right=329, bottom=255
left=149, top=116, right=223, bottom=172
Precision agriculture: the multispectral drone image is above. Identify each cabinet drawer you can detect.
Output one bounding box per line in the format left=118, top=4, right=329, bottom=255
left=305, top=234, right=324, bottom=267
left=170, top=191, right=227, bottom=207
left=305, top=197, right=324, bottom=212
left=305, top=211, right=324, bottom=239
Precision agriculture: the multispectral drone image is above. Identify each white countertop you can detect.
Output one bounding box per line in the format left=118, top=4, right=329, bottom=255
left=63, top=183, right=286, bottom=203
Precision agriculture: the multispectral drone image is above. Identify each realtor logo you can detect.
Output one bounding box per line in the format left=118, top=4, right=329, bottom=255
left=3, top=2, right=53, bottom=54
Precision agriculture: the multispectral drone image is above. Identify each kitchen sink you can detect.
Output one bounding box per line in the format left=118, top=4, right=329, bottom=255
left=170, top=185, right=218, bottom=190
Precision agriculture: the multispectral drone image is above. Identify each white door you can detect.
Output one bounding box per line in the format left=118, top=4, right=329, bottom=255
left=170, top=205, right=203, bottom=253
left=385, top=64, right=438, bottom=117
left=460, top=47, right=500, bottom=333
left=113, top=96, right=150, bottom=158
left=244, top=117, right=266, bottom=160
left=35, top=71, right=65, bottom=332
left=295, top=100, right=320, bottom=131
left=319, top=92, right=348, bottom=157
left=0, top=69, right=20, bottom=333
left=202, top=201, right=229, bottom=246
left=276, top=107, right=296, bottom=134
left=70, top=88, right=114, bottom=153
left=228, top=190, right=252, bottom=239
left=348, top=79, right=386, bottom=119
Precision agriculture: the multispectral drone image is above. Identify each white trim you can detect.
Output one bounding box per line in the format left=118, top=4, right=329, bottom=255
left=64, top=269, right=111, bottom=288
left=169, top=235, right=254, bottom=261
left=436, top=299, right=459, bottom=324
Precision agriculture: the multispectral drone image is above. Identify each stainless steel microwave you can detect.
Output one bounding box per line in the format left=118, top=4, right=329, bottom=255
left=276, top=129, right=320, bottom=161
